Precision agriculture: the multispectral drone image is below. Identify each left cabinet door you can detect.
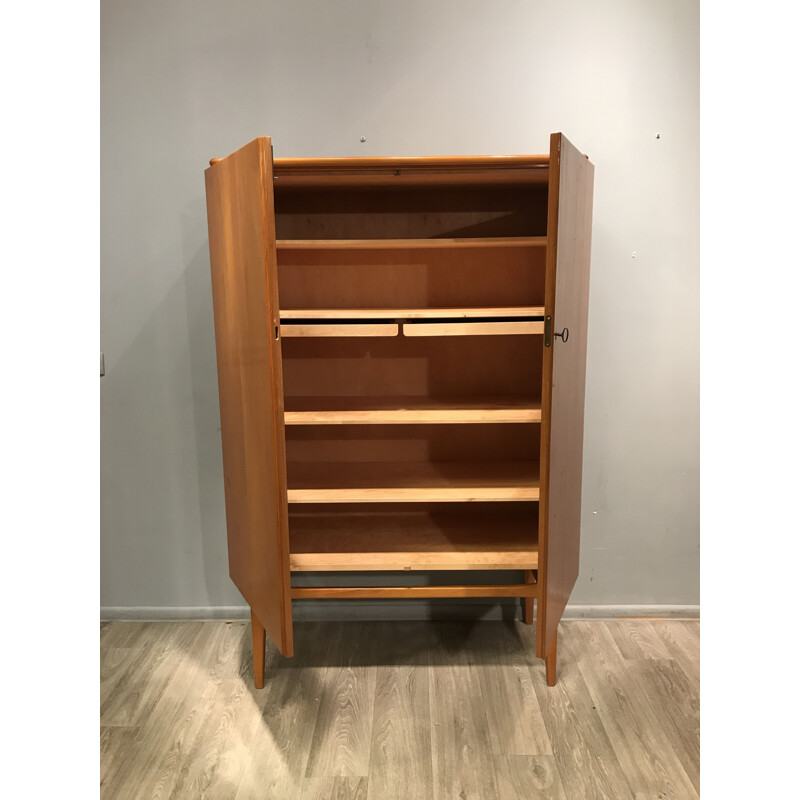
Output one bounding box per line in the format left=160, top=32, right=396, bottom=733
left=205, top=137, right=293, bottom=657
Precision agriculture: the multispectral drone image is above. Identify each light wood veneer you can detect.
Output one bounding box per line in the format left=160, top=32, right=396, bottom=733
left=204, top=134, right=593, bottom=687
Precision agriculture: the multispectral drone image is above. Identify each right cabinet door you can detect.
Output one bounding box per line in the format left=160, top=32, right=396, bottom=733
left=537, top=132, right=595, bottom=658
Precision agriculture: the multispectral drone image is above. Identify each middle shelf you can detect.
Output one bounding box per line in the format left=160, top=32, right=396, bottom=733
left=284, top=395, right=542, bottom=425
left=278, top=308, right=545, bottom=338
left=279, top=306, right=545, bottom=319
left=286, top=460, right=540, bottom=503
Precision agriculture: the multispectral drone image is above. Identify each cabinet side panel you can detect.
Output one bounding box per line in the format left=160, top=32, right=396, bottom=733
left=538, top=133, right=594, bottom=656
left=205, top=138, right=293, bottom=656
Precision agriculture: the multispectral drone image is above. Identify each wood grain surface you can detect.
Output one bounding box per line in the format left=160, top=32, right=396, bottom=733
left=303, top=624, right=379, bottom=779
left=101, top=619, right=699, bottom=800
left=271, top=155, right=549, bottom=190
left=273, top=183, right=549, bottom=240
left=277, top=240, right=546, bottom=312
left=537, top=133, right=595, bottom=670
left=273, top=154, right=550, bottom=170
left=276, top=237, right=546, bottom=250
left=290, top=584, right=538, bottom=600
left=286, top=460, right=540, bottom=504
left=368, top=623, right=435, bottom=800
left=279, top=307, right=544, bottom=319
left=564, top=623, right=697, bottom=798
left=288, top=506, right=538, bottom=572
left=281, top=334, right=543, bottom=401
left=280, top=323, right=399, bottom=338
left=403, top=320, right=544, bottom=337
left=283, top=395, right=542, bottom=425
left=205, top=137, right=294, bottom=657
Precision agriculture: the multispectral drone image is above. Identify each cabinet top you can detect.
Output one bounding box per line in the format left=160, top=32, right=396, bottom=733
left=209, top=141, right=550, bottom=170
left=273, top=154, right=552, bottom=188
left=206, top=138, right=589, bottom=187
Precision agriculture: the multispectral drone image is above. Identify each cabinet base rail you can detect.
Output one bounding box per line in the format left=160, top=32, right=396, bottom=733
left=290, top=583, right=538, bottom=599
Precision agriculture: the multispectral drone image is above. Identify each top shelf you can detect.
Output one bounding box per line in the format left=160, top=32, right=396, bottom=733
left=279, top=307, right=544, bottom=320
left=276, top=237, right=547, bottom=250
left=271, top=156, right=550, bottom=189
left=274, top=155, right=550, bottom=170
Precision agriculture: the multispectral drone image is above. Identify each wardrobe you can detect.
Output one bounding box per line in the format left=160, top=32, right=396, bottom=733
left=204, top=133, right=594, bottom=687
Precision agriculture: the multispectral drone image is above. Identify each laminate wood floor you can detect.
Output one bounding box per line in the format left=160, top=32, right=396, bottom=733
left=100, top=618, right=699, bottom=800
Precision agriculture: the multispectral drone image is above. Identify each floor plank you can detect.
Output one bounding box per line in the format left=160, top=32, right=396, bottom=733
left=630, top=658, right=700, bottom=793
left=304, top=624, right=378, bottom=779
left=232, top=623, right=338, bottom=799
left=166, top=677, right=251, bottom=798
left=606, top=619, right=674, bottom=661
left=532, top=624, right=635, bottom=800
left=476, top=620, right=553, bottom=756
left=493, top=755, right=568, bottom=800
left=429, top=623, right=501, bottom=800
left=100, top=726, right=140, bottom=793
left=301, top=777, right=369, bottom=800
left=100, top=647, right=142, bottom=710
left=100, top=629, right=178, bottom=727
left=101, top=621, right=165, bottom=650
left=651, top=620, right=700, bottom=682
left=367, top=622, right=434, bottom=800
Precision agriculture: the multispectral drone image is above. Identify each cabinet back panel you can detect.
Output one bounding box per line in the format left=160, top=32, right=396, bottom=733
left=284, top=423, right=540, bottom=464
left=274, top=186, right=548, bottom=239
left=277, top=245, right=545, bottom=310
left=281, top=335, right=543, bottom=399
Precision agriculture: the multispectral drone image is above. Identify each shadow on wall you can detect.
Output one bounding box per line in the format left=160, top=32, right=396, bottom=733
left=181, top=197, right=243, bottom=607
left=102, top=191, right=232, bottom=607
left=102, top=197, right=240, bottom=608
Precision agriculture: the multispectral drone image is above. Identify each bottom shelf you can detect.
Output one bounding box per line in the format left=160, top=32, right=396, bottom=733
left=289, top=506, right=538, bottom=571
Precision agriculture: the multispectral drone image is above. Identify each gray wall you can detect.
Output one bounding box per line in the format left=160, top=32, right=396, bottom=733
left=101, top=0, right=699, bottom=613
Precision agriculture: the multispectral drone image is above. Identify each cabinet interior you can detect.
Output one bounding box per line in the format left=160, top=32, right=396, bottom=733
left=275, top=174, right=548, bottom=572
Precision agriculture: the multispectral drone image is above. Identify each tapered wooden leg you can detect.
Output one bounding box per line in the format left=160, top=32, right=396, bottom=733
left=251, top=609, right=266, bottom=689
left=545, top=634, right=557, bottom=687
left=523, top=570, right=535, bottom=624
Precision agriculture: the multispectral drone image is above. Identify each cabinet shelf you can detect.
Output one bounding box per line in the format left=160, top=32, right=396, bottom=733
left=280, top=323, right=399, bottom=338
left=276, top=236, right=547, bottom=250
left=289, top=508, right=538, bottom=571
left=286, top=461, right=540, bottom=503
left=279, top=306, right=545, bottom=320
left=404, top=320, right=543, bottom=336
left=279, top=309, right=545, bottom=337
left=283, top=395, right=542, bottom=425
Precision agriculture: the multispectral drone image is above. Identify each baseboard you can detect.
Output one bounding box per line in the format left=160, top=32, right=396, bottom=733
left=101, top=606, right=254, bottom=621
left=100, top=602, right=699, bottom=622
left=560, top=604, right=699, bottom=620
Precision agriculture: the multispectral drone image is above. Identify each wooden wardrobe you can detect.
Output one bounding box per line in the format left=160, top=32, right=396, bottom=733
left=204, top=133, right=594, bottom=687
